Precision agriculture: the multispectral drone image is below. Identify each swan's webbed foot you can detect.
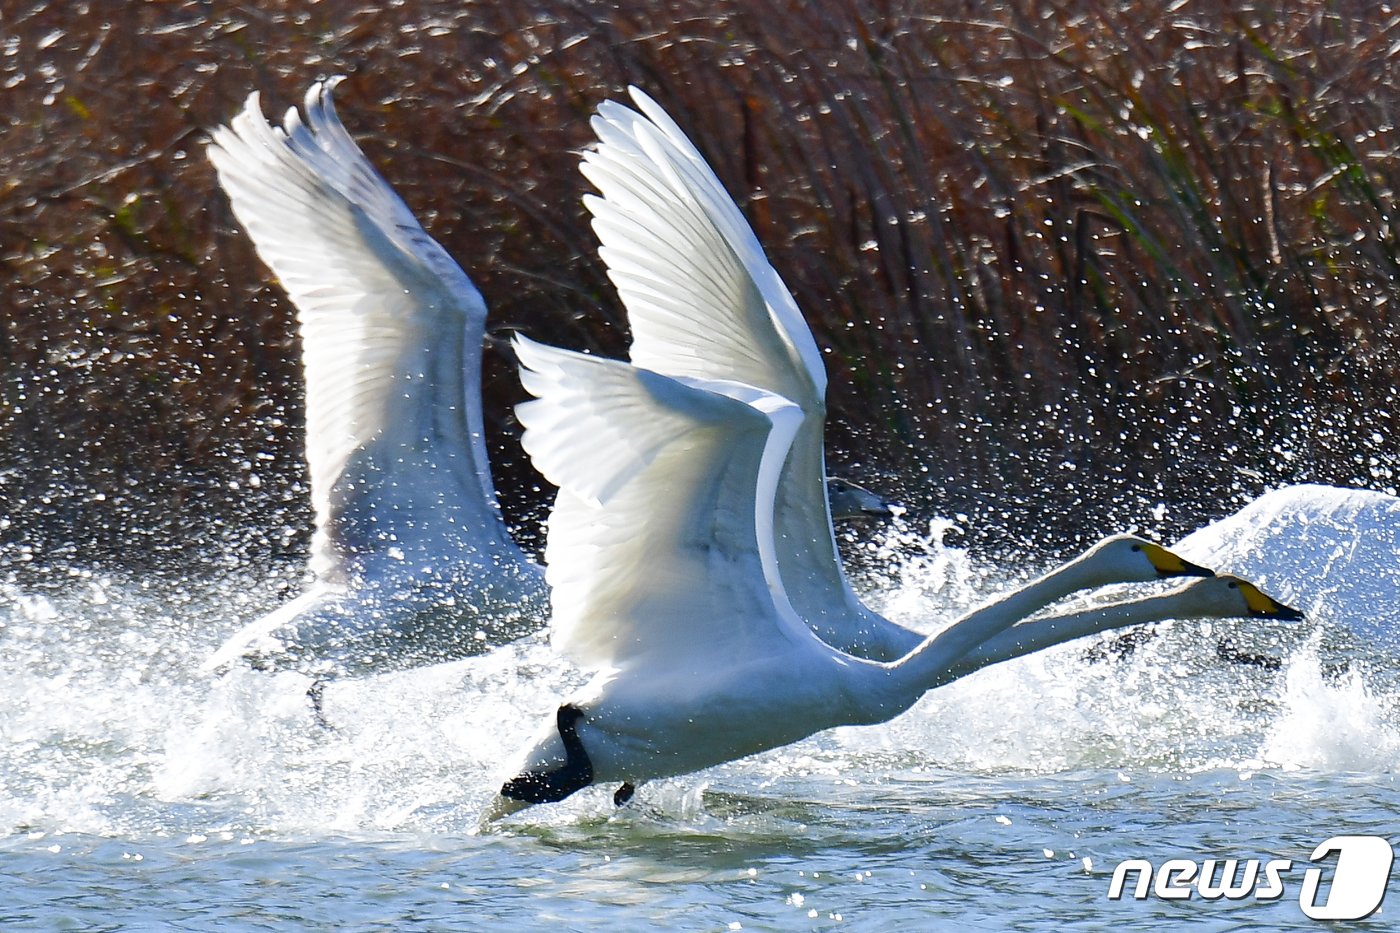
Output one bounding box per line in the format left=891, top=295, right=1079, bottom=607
left=500, top=704, right=594, bottom=804
left=500, top=767, right=592, bottom=804
left=613, top=783, right=635, bottom=806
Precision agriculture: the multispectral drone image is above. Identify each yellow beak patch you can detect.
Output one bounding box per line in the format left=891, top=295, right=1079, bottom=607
left=1140, top=543, right=1214, bottom=578
left=1233, top=580, right=1305, bottom=620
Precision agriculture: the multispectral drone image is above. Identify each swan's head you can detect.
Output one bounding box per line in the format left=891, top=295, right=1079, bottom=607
left=1206, top=576, right=1304, bottom=671
left=1212, top=576, right=1304, bottom=620
left=1086, top=534, right=1215, bottom=581
left=826, top=477, right=898, bottom=521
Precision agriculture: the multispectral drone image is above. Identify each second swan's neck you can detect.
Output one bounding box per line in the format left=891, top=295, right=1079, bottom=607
left=844, top=552, right=1116, bottom=723
left=914, top=552, right=1110, bottom=670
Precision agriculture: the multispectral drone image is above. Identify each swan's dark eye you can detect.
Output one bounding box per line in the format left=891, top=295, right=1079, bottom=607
left=1131, top=544, right=1142, bottom=552
left=1228, top=581, right=1239, bottom=589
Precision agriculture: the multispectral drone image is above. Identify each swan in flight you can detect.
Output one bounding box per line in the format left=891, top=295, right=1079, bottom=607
left=201, top=79, right=547, bottom=677
left=581, top=89, right=956, bottom=661
left=199, top=79, right=893, bottom=680
left=584, top=89, right=1299, bottom=670
left=485, top=338, right=1295, bottom=818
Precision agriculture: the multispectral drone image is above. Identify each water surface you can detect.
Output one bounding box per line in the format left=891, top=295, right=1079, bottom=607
left=2, top=519, right=1396, bottom=930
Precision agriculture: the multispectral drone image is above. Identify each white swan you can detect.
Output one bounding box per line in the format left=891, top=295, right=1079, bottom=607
left=582, top=89, right=1305, bottom=671
left=581, top=89, right=947, bottom=661
left=201, top=79, right=547, bottom=677
left=483, top=338, right=1288, bottom=818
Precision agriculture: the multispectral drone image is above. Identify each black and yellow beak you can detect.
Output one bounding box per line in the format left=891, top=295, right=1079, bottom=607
left=1140, top=542, right=1215, bottom=578
left=1232, top=579, right=1305, bottom=620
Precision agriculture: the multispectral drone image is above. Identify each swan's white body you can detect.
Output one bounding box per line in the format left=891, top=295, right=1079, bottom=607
left=487, top=339, right=1292, bottom=817
left=1174, top=484, right=1400, bottom=636
left=202, top=80, right=546, bottom=677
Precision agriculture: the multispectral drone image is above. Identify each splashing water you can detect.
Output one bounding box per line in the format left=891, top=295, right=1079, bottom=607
left=2, top=489, right=1397, bottom=928
left=1260, top=641, right=1400, bottom=773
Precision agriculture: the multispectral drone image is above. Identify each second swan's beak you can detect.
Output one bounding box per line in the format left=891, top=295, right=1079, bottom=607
left=1141, top=542, right=1215, bottom=578
left=1232, top=579, right=1305, bottom=620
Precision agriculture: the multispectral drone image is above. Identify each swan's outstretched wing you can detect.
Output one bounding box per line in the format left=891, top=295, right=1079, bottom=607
left=208, top=79, right=499, bottom=580
left=584, top=89, right=909, bottom=656
left=582, top=88, right=825, bottom=412
left=514, top=336, right=809, bottom=670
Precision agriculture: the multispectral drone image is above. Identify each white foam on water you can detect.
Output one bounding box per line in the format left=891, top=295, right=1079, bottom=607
left=2, top=484, right=1397, bottom=837
left=1259, top=639, right=1400, bottom=772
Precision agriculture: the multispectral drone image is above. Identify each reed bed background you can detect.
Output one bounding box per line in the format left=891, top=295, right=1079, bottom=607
left=3, top=0, right=1398, bottom=572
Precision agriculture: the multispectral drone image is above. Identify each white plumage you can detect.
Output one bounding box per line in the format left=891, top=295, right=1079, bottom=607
left=487, top=337, right=1295, bottom=818
left=202, top=79, right=547, bottom=677
left=582, top=89, right=920, bottom=660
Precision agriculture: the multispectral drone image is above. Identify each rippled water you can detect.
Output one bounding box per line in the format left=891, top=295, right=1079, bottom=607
left=2, top=519, right=1397, bottom=930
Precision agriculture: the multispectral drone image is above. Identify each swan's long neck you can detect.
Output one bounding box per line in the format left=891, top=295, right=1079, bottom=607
left=916, top=552, right=1115, bottom=669
left=844, top=550, right=1119, bottom=722
left=941, top=589, right=1192, bottom=683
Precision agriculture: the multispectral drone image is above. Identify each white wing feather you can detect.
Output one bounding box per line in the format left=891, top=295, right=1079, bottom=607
left=583, top=89, right=911, bottom=656
left=207, top=79, right=497, bottom=580
left=582, top=88, right=826, bottom=409
left=514, top=336, right=808, bottom=669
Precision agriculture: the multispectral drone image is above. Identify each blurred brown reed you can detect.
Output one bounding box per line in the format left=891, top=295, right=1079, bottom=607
left=2, top=0, right=1397, bottom=572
